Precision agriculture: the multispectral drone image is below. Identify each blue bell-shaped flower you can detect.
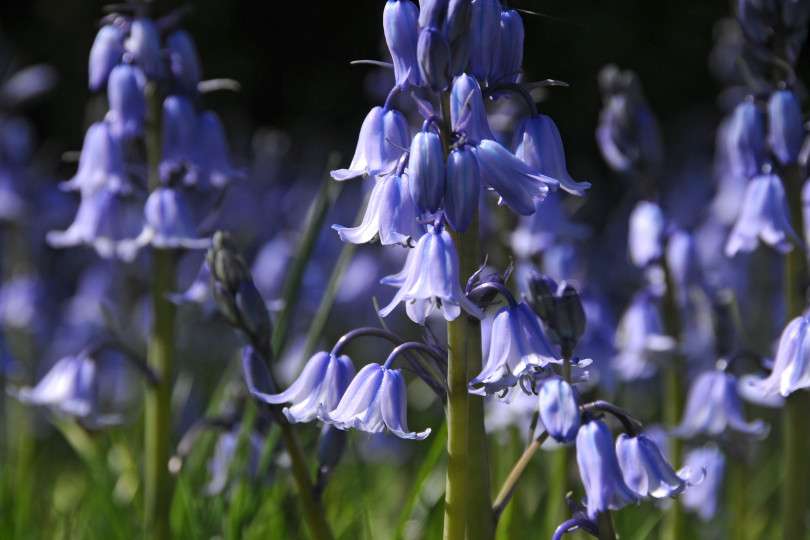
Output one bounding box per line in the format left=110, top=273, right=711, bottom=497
left=491, top=9, right=523, bottom=84
left=166, top=30, right=202, bottom=95
left=725, top=100, right=767, bottom=179
left=681, top=445, right=725, bottom=521
left=450, top=74, right=494, bottom=143
left=468, top=0, right=501, bottom=82
left=198, top=111, right=240, bottom=190
left=417, top=26, right=452, bottom=93
left=332, top=106, right=410, bottom=180
left=124, top=18, right=163, bottom=80
left=160, top=95, right=200, bottom=185
left=88, top=25, right=123, bottom=91
left=753, top=315, right=810, bottom=397
left=60, top=122, right=128, bottom=195
left=615, top=433, right=687, bottom=498
left=106, top=64, right=146, bottom=141
left=627, top=200, right=665, bottom=267
left=767, top=89, right=804, bottom=166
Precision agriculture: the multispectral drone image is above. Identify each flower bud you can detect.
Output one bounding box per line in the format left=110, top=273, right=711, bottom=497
left=554, top=283, right=586, bottom=345
left=166, top=30, right=202, bottom=95
left=539, top=379, right=581, bottom=443
left=417, top=26, right=452, bottom=93
left=235, top=280, right=271, bottom=343
left=444, top=145, right=480, bottom=232
left=443, top=0, right=472, bottom=43
left=88, top=25, right=123, bottom=91
left=408, top=130, right=446, bottom=215
left=768, top=89, right=804, bottom=166
left=525, top=270, right=558, bottom=322
left=468, top=0, right=501, bottom=82
left=418, top=0, right=450, bottom=29
left=384, top=0, right=422, bottom=89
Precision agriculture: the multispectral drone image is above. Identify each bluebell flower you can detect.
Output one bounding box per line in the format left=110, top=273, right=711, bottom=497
left=88, top=25, right=123, bottom=91
left=596, top=65, right=662, bottom=178
left=576, top=419, right=640, bottom=519
left=250, top=351, right=356, bottom=423
left=753, top=316, right=810, bottom=397
left=409, top=129, right=445, bottom=215
left=674, top=369, right=768, bottom=439
left=319, top=363, right=430, bottom=440
left=124, top=18, right=162, bottom=80
left=492, top=9, right=523, bottom=84
left=418, top=0, right=450, bottom=29
left=197, top=111, right=241, bottom=189
left=470, top=301, right=559, bottom=395
left=725, top=172, right=797, bottom=256
left=444, top=145, right=480, bottom=232
left=379, top=225, right=485, bottom=324
left=118, top=187, right=210, bottom=262
left=474, top=138, right=558, bottom=216
left=160, top=95, right=200, bottom=185
left=333, top=171, right=422, bottom=245
left=627, top=200, right=665, bottom=267
left=681, top=445, right=725, bottom=521
left=665, top=228, right=699, bottom=308
left=724, top=100, right=766, bottom=179
left=768, top=90, right=804, bottom=166
left=539, top=378, right=581, bottom=443
left=13, top=354, right=120, bottom=428
left=450, top=74, right=494, bottom=143
left=106, top=64, right=146, bottom=141
left=383, top=0, right=422, bottom=89
left=612, top=290, right=673, bottom=382
left=417, top=26, right=451, bottom=93
left=204, top=427, right=267, bottom=496
left=513, top=115, right=591, bottom=195
left=615, top=433, right=687, bottom=498
left=59, top=122, right=128, bottom=195
left=166, top=30, right=202, bottom=95
left=443, top=0, right=472, bottom=76
left=468, top=0, right=501, bottom=82
left=332, top=106, right=410, bottom=180
left=47, top=187, right=136, bottom=259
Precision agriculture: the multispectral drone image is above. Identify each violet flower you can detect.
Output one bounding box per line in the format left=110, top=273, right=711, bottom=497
left=383, top=0, right=422, bottom=89
left=250, top=351, right=355, bottom=424
left=753, top=315, right=810, bottom=397
left=88, top=25, right=123, bottom=91
left=59, top=122, right=128, bottom=195
left=673, top=369, right=768, bottom=439
left=615, top=433, right=687, bottom=499
left=576, top=419, right=640, bottom=519
left=106, top=64, right=146, bottom=141
left=331, top=106, right=410, bottom=180
left=379, top=225, right=485, bottom=324
left=725, top=172, right=797, bottom=256
left=319, top=363, right=430, bottom=440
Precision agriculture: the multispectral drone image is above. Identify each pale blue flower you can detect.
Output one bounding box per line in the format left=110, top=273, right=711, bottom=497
left=768, top=90, right=804, bottom=166
left=539, top=378, right=581, bottom=443
left=383, top=0, right=422, bottom=89
left=124, top=18, right=162, bottom=80
left=106, top=64, right=146, bottom=141
left=331, top=106, right=410, bottom=180
left=250, top=351, right=355, bottom=423
left=319, top=363, right=430, bottom=440
left=681, top=445, right=725, bottom=521
left=615, top=433, right=687, bottom=498
left=444, top=145, right=480, bottom=232
left=468, top=0, right=501, bottom=82
left=725, top=172, right=797, bottom=256
left=409, top=129, right=445, bottom=215
left=450, top=74, right=494, bottom=143
left=88, top=25, right=123, bottom=91
left=576, top=419, right=640, bottom=519
left=160, top=95, right=200, bottom=185
left=753, top=315, right=810, bottom=397
left=724, top=100, right=766, bottom=179
left=59, top=122, right=128, bottom=195
left=379, top=225, right=485, bottom=324
left=628, top=200, right=665, bottom=267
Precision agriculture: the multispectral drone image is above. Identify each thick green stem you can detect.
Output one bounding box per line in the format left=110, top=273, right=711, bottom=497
left=278, top=422, right=334, bottom=540
left=144, top=248, right=176, bottom=540
left=782, top=162, right=809, bottom=540
left=596, top=511, right=617, bottom=540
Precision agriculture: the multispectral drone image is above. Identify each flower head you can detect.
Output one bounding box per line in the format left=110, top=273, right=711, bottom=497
left=379, top=225, right=485, bottom=324
left=319, top=363, right=430, bottom=440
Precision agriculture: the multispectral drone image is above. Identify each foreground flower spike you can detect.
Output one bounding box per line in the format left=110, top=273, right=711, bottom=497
left=471, top=301, right=560, bottom=394
left=576, top=419, right=640, bottom=519
left=379, top=224, right=485, bottom=324
left=513, top=114, right=591, bottom=196
left=118, top=187, right=211, bottom=262
left=627, top=200, right=665, bottom=268
left=754, top=315, right=810, bottom=396
left=674, top=368, right=768, bottom=439
left=615, top=433, right=687, bottom=499
left=13, top=354, right=119, bottom=428
left=331, top=106, right=410, bottom=180
left=725, top=172, right=797, bottom=256
left=251, top=351, right=356, bottom=423
left=333, top=171, right=422, bottom=245
left=320, top=363, right=430, bottom=440
left=539, top=379, right=581, bottom=443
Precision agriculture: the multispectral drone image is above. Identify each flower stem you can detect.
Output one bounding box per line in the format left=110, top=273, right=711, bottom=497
left=596, top=511, right=617, bottom=540
left=492, top=431, right=549, bottom=519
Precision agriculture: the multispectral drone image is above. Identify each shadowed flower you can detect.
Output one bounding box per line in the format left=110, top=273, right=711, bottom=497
left=724, top=100, right=766, bottom=179
left=576, top=419, right=640, bottom=519
left=13, top=354, right=120, bottom=428
left=380, top=225, right=485, bottom=324
left=615, top=433, right=687, bottom=498
left=681, top=445, right=725, bottom=521
left=88, top=25, right=123, bottom=91
left=250, top=350, right=355, bottom=424
left=166, top=30, right=202, bottom=95
left=319, top=363, right=430, bottom=440
left=673, top=369, right=768, bottom=439
left=106, top=64, right=145, bottom=141
left=725, top=173, right=797, bottom=256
